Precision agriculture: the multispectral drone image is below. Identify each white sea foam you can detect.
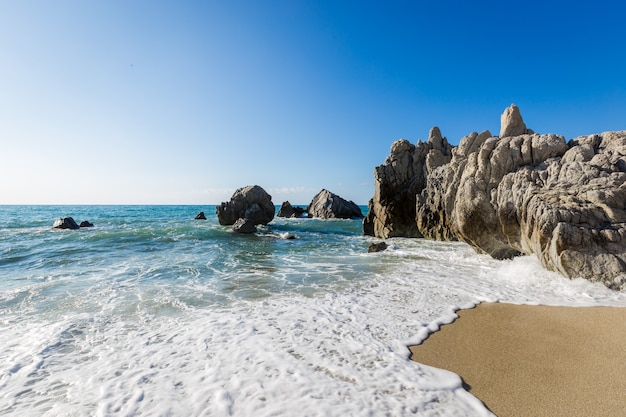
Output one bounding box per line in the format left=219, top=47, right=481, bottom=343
left=1, top=207, right=625, bottom=416
left=2, top=238, right=625, bottom=416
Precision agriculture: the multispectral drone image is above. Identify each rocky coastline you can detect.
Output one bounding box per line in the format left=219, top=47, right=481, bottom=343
left=364, top=104, right=626, bottom=290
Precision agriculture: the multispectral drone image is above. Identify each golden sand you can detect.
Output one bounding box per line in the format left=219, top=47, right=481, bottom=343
left=409, top=303, right=626, bottom=417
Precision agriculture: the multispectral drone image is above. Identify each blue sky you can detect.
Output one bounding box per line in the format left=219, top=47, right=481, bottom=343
left=1, top=0, right=624, bottom=205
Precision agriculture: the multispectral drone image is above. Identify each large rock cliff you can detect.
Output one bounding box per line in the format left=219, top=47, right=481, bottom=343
left=363, top=127, right=452, bottom=238
left=364, top=105, right=626, bottom=290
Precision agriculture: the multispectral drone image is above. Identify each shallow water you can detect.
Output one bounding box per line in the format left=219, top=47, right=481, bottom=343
left=1, top=205, right=624, bottom=416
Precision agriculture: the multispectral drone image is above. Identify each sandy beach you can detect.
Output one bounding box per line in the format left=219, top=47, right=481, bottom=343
left=409, top=303, right=626, bottom=417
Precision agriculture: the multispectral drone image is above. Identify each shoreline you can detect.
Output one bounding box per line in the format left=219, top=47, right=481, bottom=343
left=409, top=303, right=626, bottom=417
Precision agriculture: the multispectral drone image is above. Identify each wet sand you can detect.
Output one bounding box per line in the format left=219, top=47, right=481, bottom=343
left=409, top=303, right=626, bottom=417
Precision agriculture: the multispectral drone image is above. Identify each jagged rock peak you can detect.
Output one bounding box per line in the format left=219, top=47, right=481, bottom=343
left=428, top=126, right=444, bottom=149
left=500, top=103, right=528, bottom=138
left=364, top=104, right=626, bottom=290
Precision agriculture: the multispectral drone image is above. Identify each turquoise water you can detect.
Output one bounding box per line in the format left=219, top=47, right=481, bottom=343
left=1, top=206, right=370, bottom=312
left=1, top=205, right=624, bottom=416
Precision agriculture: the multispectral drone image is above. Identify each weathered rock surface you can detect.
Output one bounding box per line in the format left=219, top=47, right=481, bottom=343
left=53, top=217, right=80, bottom=230
left=500, top=103, right=530, bottom=137
left=216, top=185, right=275, bottom=233
left=363, top=127, right=452, bottom=238
left=277, top=201, right=306, bottom=218
left=307, top=189, right=363, bottom=219
left=365, top=105, right=626, bottom=290
left=232, top=217, right=257, bottom=234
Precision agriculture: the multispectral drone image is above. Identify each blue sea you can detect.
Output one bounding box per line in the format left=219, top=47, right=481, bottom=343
left=1, top=205, right=625, bottom=416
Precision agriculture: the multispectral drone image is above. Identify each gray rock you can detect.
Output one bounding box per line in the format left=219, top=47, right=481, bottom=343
left=363, top=127, right=452, bottom=238
left=53, top=217, right=80, bottom=230
left=307, top=189, right=363, bottom=219
left=366, top=105, right=626, bottom=290
left=368, top=241, right=388, bottom=253
left=232, top=217, right=257, bottom=234
left=277, top=201, right=306, bottom=218
left=363, top=139, right=424, bottom=238
left=500, top=103, right=528, bottom=137
left=449, top=132, right=569, bottom=259
left=216, top=185, right=275, bottom=226
left=494, top=131, right=626, bottom=289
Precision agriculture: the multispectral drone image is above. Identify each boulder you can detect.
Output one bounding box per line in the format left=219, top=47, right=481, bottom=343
left=195, top=211, right=207, bottom=220
left=53, top=217, right=80, bottom=230
left=277, top=201, right=306, bottom=218
left=216, top=185, right=275, bottom=233
left=216, top=185, right=275, bottom=226
left=307, top=189, right=363, bottom=219
left=366, top=105, right=626, bottom=290
left=79, top=221, right=94, bottom=227
left=232, top=218, right=257, bottom=234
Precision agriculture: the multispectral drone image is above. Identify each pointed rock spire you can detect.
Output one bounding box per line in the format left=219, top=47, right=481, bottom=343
left=500, top=104, right=527, bottom=137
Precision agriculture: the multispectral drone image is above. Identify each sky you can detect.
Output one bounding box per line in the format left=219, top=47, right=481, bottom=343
left=1, top=0, right=624, bottom=205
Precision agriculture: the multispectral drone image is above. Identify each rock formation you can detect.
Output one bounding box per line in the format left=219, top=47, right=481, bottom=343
left=232, top=217, right=258, bottom=234
left=500, top=103, right=531, bottom=137
left=277, top=201, right=306, bottom=218
left=216, top=185, right=275, bottom=233
left=307, top=189, right=363, bottom=219
left=195, top=211, right=207, bottom=220
left=363, top=127, right=452, bottom=238
left=53, top=217, right=80, bottom=230
left=365, top=104, right=626, bottom=290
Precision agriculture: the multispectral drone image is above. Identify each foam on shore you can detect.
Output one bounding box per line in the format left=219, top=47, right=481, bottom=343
left=410, top=303, right=626, bottom=417
left=2, top=206, right=626, bottom=416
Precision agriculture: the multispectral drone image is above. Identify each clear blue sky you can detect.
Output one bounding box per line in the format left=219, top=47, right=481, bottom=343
left=1, top=1, right=624, bottom=205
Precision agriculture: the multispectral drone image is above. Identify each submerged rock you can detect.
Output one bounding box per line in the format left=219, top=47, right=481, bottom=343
left=79, top=221, right=94, bottom=228
left=368, top=241, right=388, bottom=253
left=365, top=105, right=626, bottom=290
left=307, top=189, right=363, bottom=219
left=53, top=217, right=80, bottom=230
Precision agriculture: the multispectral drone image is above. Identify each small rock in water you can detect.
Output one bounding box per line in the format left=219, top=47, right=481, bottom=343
left=79, top=221, right=94, bottom=227
left=277, top=201, right=306, bottom=218
left=232, top=218, right=257, bottom=234
left=195, top=211, right=207, bottom=220
left=52, top=217, right=80, bottom=230
left=368, top=242, right=388, bottom=253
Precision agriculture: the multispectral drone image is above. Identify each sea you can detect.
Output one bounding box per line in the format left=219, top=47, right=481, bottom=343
left=1, top=205, right=625, bottom=417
